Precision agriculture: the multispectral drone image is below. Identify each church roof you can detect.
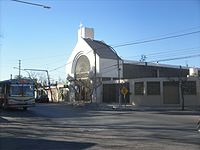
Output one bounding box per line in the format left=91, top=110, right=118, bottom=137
left=84, top=38, right=120, bottom=59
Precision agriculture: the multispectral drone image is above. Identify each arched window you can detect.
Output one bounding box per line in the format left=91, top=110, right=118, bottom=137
left=75, top=55, right=90, bottom=78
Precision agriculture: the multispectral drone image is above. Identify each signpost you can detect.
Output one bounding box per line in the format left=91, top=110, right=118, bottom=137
left=120, top=86, right=128, bottom=108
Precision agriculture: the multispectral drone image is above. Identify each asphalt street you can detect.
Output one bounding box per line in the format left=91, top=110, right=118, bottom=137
left=0, top=103, right=200, bottom=150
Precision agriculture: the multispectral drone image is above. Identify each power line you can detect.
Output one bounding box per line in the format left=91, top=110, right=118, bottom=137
left=104, top=55, right=200, bottom=74
left=151, top=54, right=200, bottom=63
left=143, top=46, right=200, bottom=57
left=49, top=47, right=200, bottom=73
left=49, top=48, right=103, bottom=72
left=123, top=46, right=200, bottom=59
left=49, top=64, right=66, bottom=72
left=101, top=66, right=119, bottom=74
left=46, top=53, right=200, bottom=79
left=102, top=54, right=200, bottom=74
left=45, top=51, right=200, bottom=74
left=21, top=53, right=69, bottom=61
left=44, top=28, right=200, bottom=73
left=113, top=30, right=200, bottom=48
left=148, top=50, right=200, bottom=61
left=49, top=58, right=77, bottom=72
left=142, top=49, right=199, bottom=61
left=111, top=26, right=200, bottom=47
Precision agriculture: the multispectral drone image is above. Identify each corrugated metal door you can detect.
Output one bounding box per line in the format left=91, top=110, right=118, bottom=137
left=163, top=81, right=180, bottom=104
left=103, top=84, right=118, bottom=103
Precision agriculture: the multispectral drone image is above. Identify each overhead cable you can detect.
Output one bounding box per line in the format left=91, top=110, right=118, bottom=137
left=113, top=30, right=200, bottom=48
left=151, top=54, right=200, bottom=63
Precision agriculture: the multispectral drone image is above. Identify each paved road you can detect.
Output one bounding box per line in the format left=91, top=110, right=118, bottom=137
left=0, top=103, right=200, bottom=150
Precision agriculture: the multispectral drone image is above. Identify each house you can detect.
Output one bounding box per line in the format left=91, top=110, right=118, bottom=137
left=66, top=26, right=200, bottom=107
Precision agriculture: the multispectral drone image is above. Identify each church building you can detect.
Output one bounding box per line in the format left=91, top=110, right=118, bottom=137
left=66, top=26, right=200, bottom=107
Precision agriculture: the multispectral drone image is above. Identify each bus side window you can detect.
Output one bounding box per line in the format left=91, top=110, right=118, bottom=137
left=0, top=85, right=5, bottom=94
left=0, top=85, right=5, bottom=95
left=0, top=87, right=2, bottom=94
left=6, top=85, right=10, bottom=96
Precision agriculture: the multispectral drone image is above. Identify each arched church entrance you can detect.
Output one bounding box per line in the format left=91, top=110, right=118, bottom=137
left=74, top=55, right=92, bottom=102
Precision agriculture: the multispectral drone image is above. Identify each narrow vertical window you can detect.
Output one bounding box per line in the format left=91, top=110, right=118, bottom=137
left=147, top=82, right=160, bottom=95
left=135, top=82, right=144, bottom=95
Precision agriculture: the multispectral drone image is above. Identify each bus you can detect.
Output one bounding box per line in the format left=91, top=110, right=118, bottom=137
left=0, top=78, right=35, bottom=110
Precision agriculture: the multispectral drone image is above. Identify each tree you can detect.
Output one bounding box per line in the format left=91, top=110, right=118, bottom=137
left=27, top=72, right=48, bottom=98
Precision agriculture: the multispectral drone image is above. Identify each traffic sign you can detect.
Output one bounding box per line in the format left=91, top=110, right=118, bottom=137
left=121, top=86, right=128, bottom=95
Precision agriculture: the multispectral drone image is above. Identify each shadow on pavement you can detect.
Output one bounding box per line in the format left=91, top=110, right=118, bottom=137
left=153, top=110, right=200, bottom=116
left=0, top=108, right=38, bottom=118
left=0, top=137, right=96, bottom=150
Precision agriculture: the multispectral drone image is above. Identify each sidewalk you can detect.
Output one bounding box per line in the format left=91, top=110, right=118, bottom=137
left=61, top=101, right=200, bottom=112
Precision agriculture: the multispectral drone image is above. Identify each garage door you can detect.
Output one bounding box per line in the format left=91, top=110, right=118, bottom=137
left=163, top=81, right=180, bottom=104
left=103, top=84, right=118, bottom=103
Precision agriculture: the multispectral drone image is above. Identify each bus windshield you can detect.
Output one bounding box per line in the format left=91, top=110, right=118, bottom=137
left=10, top=84, right=34, bottom=97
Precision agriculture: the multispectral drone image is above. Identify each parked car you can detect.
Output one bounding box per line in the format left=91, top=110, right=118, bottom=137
left=35, top=95, right=49, bottom=103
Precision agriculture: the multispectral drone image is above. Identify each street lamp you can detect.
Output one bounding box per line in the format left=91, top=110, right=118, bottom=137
left=109, top=46, right=122, bottom=108
left=11, top=0, right=51, bottom=9
left=24, top=69, right=53, bottom=101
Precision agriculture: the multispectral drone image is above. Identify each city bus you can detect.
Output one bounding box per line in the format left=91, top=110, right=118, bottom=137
left=0, top=78, right=35, bottom=110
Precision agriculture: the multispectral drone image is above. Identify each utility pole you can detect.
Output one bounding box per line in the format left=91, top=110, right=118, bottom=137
left=19, top=60, right=21, bottom=78
left=110, top=46, right=121, bottom=108
left=93, top=49, right=97, bottom=103
left=117, top=56, right=121, bottom=108
left=179, top=65, right=185, bottom=111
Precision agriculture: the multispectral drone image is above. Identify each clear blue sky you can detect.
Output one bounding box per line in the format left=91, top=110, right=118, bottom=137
left=0, top=0, right=200, bottom=81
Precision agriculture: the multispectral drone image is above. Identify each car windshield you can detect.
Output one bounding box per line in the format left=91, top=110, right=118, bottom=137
left=10, top=84, right=34, bottom=97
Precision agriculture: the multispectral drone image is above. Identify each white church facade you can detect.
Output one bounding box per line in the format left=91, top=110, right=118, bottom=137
left=66, top=26, right=123, bottom=103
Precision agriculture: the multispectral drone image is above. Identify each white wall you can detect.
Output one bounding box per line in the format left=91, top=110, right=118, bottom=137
left=100, top=58, right=123, bottom=78
left=184, top=77, right=200, bottom=106
left=129, top=77, right=200, bottom=107
left=129, top=78, right=162, bottom=106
